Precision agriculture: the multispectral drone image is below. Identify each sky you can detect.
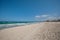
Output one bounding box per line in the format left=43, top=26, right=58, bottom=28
left=0, top=0, right=60, bottom=21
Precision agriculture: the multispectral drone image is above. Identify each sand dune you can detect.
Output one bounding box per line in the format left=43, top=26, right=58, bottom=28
left=0, top=22, right=60, bottom=40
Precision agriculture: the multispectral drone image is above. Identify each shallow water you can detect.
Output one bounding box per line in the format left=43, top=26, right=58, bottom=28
left=0, top=23, right=31, bottom=30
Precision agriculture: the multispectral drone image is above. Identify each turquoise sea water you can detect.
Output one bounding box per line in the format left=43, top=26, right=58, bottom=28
left=0, top=21, right=37, bottom=30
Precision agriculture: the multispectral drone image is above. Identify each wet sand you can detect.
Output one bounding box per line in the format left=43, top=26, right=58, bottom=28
left=0, top=22, right=60, bottom=40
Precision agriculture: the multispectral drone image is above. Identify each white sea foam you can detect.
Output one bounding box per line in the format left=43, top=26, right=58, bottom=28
left=0, top=23, right=30, bottom=29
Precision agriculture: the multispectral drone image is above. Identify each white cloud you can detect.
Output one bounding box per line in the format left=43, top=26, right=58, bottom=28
left=35, top=15, right=49, bottom=18
left=41, top=15, right=49, bottom=17
left=47, top=17, right=60, bottom=20
left=35, top=15, right=41, bottom=18
left=35, top=14, right=60, bottom=21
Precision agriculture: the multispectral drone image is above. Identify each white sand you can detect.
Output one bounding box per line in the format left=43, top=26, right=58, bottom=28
left=0, top=22, right=60, bottom=40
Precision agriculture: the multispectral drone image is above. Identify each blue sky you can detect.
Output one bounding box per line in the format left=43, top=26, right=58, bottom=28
left=0, top=0, right=60, bottom=21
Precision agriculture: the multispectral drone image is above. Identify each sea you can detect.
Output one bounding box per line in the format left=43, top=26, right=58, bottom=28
left=0, top=21, right=37, bottom=30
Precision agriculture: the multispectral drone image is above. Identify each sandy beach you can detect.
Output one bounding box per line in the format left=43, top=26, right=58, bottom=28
left=0, top=22, right=60, bottom=40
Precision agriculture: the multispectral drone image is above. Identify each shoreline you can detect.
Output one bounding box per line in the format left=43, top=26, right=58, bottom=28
left=0, top=22, right=60, bottom=40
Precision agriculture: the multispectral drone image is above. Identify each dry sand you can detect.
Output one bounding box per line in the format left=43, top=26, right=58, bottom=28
left=0, top=22, right=60, bottom=40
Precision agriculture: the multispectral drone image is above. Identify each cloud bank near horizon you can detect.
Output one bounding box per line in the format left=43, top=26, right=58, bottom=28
left=35, top=14, right=60, bottom=21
